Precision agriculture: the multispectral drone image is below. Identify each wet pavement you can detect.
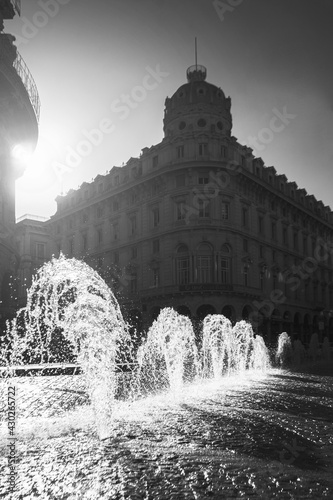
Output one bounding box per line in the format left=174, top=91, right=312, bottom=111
left=1, top=364, right=333, bottom=499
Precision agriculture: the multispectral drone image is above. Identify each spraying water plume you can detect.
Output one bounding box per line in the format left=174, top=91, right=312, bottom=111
left=4, top=254, right=130, bottom=439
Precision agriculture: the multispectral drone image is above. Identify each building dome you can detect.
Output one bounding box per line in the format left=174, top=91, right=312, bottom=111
left=163, top=65, right=232, bottom=138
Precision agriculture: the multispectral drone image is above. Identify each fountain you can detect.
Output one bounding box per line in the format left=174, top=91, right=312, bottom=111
left=2, top=256, right=332, bottom=498
left=136, top=307, right=199, bottom=393
left=275, top=332, right=293, bottom=367
left=1, top=255, right=274, bottom=441
left=202, top=314, right=233, bottom=378
left=2, top=254, right=131, bottom=440
left=202, top=316, right=270, bottom=378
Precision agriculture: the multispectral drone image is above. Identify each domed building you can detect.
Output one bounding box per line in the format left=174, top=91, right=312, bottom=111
left=0, top=0, right=40, bottom=331
left=163, top=64, right=232, bottom=139
left=37, top=63, right=333, bottom=344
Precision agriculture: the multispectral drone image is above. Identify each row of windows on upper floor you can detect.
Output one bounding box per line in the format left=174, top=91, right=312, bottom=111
left=56, top=141, right=332, bottom=224
left=56, top=143, right=230, bottom=211
left=82, top=249, right=333, bottom=302
left=58, top=229, right=333, bottom=285
left=57, top=178, right=332, bottom=239
left=53, top=198, right=333, bottom=248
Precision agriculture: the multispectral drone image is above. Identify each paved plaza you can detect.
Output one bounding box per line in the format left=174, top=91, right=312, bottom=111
left=1, top=363, right=333, bottom=499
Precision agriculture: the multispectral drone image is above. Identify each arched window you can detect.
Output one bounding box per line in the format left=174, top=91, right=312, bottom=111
left=221, top=244, right=231, bottom=284
left=196, top=243, right=213, bottom=283
left=176, top=244, right=189, bottom=284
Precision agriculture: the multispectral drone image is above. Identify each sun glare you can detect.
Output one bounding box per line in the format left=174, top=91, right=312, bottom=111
left=15, top=133, right=61, bottom=199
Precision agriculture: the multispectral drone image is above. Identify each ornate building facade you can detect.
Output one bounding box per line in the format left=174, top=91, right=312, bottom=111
left=42, top=64, right=333, bottom=343
left=0, top=0, right=40, bottom=330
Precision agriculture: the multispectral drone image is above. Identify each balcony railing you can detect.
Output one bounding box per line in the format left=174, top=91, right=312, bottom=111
left=11, top=0, right=21, bottom=15
left=13, top=51, right=40, bottom=121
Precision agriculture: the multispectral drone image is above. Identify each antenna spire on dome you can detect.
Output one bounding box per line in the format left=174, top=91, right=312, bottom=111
left=186, top=38, right=206, bottom=82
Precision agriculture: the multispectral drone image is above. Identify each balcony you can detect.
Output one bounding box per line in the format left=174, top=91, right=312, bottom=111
left=13, top=51, right=40, bottom=121
left=0, top=34, right=40, bottom=122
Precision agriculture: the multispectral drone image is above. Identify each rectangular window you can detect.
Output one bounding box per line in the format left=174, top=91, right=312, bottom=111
left=113, top=201, right=119, bottom=212
left=243, top=265, right=248, bottom=287
left=243, top=239, right=248, bottom=252
left=129, top=215, right=137, bottom=235
left=221, top=259, right=230, bottom=284
left=152, top=155, right=159, bottom=168
left=130, top=273, right=137, bottom=293
left=303, top=237, right=307, bottom=255
left=152, top=239, right=159, bottom=253
left=293, top=232, right=298, bottom=250
left=152, top=207, right=160, bottom=227
left=271, top=222, right=276, bottom=240
left=199, top=143, right=208, bottom=156
left=221, top=202, right=229, bottom=220
left=97, top=228, right=103, bottom=244
left=259, top=245, right=264, bottom=258
left=221, top=145, right=227, bottom=158
left=258, top=216, right=263, bottom=234
left=177, top=145, right=184, bottom=159
left=153, top=268, right=159, bottom=287
left=130, top=192, right=138, bottom=205
left=260, top=271, right=264, bottom=290
left=283, top=227, right=288, bottom=246
left=199, top=199, right=210, bottom=218
left=36, top=243, right=45, bottom=259
left=131, top=246, right=137, bottom=259
left=176, top=201, right=186, bottom=221
left=242, top=207, right=248, bottom=227
left=113, top=223, right=119, bottom=240
left=312, top=240, right=316, bottom=256
left=177, top=257, right=189, bottom=284
left=197, top=255, right=212, bottom=283
left=114, top=175, right=119, bottom=186
left=131, top=167, right=137, bottom=178
left=114, top=251, right=119, bottom=264
left=198, top=176, right=209, bottom=185
left=273, top=274, right=277, bottom=291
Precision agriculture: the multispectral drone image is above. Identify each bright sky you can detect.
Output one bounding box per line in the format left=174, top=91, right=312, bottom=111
left=5, top=0, right=333, bottom=219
